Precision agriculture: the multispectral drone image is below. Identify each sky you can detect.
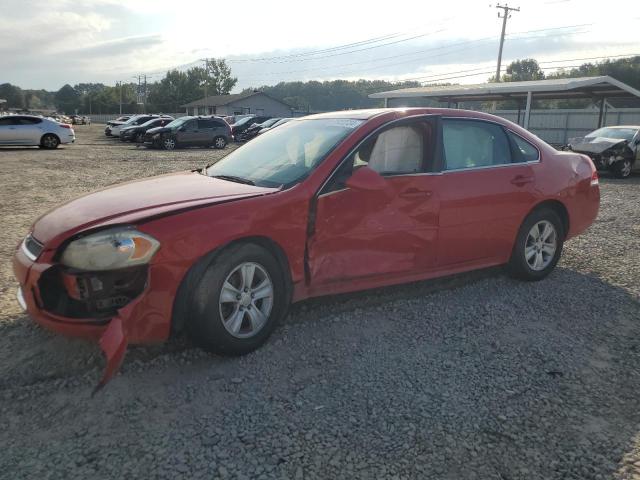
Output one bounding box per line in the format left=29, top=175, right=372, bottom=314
left=0, top=0, right=638, bottom=91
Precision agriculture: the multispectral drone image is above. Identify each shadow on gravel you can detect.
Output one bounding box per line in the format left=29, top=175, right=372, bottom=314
left=2, top=266, right=640, bottom=479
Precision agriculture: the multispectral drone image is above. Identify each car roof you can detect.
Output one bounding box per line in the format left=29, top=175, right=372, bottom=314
left=595, top=125, right=640, bottom=130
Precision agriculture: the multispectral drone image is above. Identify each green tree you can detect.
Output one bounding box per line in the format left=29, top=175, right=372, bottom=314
left=55, top=84, right=81, bottom=113
left=202, top=58, right=237, bottom=96
left=0, top=83, right=25, bottom=109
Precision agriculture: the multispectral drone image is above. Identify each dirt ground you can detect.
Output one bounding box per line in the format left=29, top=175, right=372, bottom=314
left=1, top=124, right=640, bottom=479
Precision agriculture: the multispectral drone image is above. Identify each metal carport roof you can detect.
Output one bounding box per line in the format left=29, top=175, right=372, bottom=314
left=369, top=76, right=640, bottom=129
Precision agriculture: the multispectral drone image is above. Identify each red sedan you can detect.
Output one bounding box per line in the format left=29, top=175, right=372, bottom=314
left=13, top=108, right=600, bottom=386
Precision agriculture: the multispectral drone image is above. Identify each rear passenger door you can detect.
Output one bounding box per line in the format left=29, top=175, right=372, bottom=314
left=16, top=117, right=43, bottom=144
left=436, top=118, right=538, bottom=266
left=197, top=119, right=215, bottom=145
left=211, top=119, right=229, bottom=140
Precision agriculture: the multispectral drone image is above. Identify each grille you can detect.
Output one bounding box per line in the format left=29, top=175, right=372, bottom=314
left=23, top=234, right=44, bottom=260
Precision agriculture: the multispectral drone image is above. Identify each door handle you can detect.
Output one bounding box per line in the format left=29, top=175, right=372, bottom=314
left=511, top=175, right=534, bottom=186
left=399, top=188, right=432, bottom=198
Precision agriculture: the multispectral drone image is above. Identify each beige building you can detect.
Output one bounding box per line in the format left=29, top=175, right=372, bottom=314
left=182, top=91, right=292, bottom=117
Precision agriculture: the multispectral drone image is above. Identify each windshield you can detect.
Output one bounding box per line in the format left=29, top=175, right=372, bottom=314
left=260, top=118, right=280, bottom=128
left=586, top=127, right=637, bottom=141
left=233, top=116, right=256, bottom=127
left=164, top=117, right=189, bottom=129
left=207, top=118, right=363, bottom=188
left=272, top=118, right=292, bottom=128
left=140, top=118, right=166, bottom=128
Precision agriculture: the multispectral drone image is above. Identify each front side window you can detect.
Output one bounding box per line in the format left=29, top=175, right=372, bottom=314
left=324, top=120, right=434, bottom=193
left=182, top=120, right=197, bottom=131
left=443, top=119, right=511, bottom=170
left=207, top=118, right=362, bottom=188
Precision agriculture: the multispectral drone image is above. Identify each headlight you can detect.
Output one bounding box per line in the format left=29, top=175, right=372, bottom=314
left=61, top=228, right=160, bottom=271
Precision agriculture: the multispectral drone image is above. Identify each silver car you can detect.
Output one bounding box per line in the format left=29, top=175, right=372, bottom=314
left=0, top=115, right=75, bottom=149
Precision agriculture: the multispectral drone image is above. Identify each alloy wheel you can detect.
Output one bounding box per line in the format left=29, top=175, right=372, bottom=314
left=215, top=137, right=226, bottom=148
left=620, top=160, right=632, bottom=177
left=163, top=138, right=176, bottom=150
left=218, top=262, right=274, bottom=338
left=524, top=220, right=557, bottom=271
left=42, top=135, right=58, bottom=148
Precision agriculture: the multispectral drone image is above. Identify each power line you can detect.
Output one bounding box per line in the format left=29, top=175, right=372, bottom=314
left=227, top=31, right=412, bottom=63
left=239, top=25, right=592, bottom=82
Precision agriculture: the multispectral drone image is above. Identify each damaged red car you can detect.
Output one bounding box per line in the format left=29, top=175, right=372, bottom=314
left=13, top=108, right=600, bottom=385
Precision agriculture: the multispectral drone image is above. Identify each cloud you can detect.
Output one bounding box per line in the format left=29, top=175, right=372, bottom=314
left=65, top=34, right=164, bottom=58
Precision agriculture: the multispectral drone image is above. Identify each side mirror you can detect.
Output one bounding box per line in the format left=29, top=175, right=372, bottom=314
left=345, top=166, right=388, bottom=192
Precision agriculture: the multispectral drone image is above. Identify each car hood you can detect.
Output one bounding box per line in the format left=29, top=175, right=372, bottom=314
left=107, top=121, right=126, bottom=127
left=568, top=136, right=628, bottom=154
left=32, top=171, right=279, bottom=248
left=146, top=126, right=171, bottom=135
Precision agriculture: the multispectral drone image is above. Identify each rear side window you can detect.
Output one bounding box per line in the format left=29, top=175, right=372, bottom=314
left=509, top=132, right=539, bottom=162
left=17, top=117, right=42, bottom=125
left=198, top=119, right=214, bottom=129
left=443, top=119, right=511, bottom=170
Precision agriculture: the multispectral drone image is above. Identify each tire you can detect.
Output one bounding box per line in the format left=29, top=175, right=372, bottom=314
left=40, top=134, right=60, bottom=149
left=213, top=136, right=227, bottom=149
left=162, top=136, right=177, bottom=150
left=507, top=208, right=564, bottom=281
left=612, top=159, right=632, bottom=178
left=187, top=243, right=289, bottom=355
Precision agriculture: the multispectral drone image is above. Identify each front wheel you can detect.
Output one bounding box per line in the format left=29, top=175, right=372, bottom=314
left=507, top=208, right=564, bottom=281
left=40, top=134, right=60, bottom=149
left=187, top=243, right=289, bottom=355
left=612, top=159, right=632, bottom=178
left=213, top=136, right=227, bottom=149
left=162, top=136, right=176, bottom=150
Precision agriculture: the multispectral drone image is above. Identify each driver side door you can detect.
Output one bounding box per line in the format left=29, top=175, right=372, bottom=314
left=176, top=119, right=199, bottom=145
left=306, top=116, right=441, bottom=293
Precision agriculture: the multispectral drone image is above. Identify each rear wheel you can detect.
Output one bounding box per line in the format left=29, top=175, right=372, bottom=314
left=507, top=208, right=564, bottom=281
left=162, top=136, right=176, bottom=150
left=213, top=136, right=227, bottom=149
left=612, top=159, right=632, bottom=178
left=187, top=243, right=288, bottom=355
left=40, top=134, right=59, bottom=149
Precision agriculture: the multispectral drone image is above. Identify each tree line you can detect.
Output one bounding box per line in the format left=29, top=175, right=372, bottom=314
left=1, top=55, right=638, bottom=115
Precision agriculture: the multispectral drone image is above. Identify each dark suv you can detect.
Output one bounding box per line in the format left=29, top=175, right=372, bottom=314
left=144, top=116, right=231, bottom=150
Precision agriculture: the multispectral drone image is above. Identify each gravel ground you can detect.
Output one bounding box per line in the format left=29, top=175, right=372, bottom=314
left=1, top=124, right=640, bottom=480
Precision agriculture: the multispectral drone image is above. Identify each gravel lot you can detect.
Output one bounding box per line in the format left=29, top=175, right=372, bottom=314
left=1, top=124, right=640, bottom=480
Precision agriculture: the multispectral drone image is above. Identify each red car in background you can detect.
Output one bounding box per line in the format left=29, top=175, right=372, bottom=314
left=13, top=108, right=600, bottom=387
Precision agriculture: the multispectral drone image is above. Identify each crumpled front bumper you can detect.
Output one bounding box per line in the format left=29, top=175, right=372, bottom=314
left=12, top=242, right=178, bottom=389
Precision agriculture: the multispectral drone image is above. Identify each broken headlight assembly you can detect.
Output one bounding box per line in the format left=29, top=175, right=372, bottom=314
left=37, top=228, right=161, bottom=318
left=61, top=228, right=160, bottom=271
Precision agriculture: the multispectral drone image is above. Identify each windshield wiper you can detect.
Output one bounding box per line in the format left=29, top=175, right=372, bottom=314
left=211, top=174, right=255, bottom=186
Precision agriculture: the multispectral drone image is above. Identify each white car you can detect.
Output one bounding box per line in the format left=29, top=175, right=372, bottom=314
left=0, top=115, right=75, bottom=149
left=109, top=115, right=158, bottom=137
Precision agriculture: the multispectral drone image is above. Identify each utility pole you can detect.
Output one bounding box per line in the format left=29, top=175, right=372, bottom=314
left=200, top=58, right=210, bottom=99
left=494, top=3, right=520, bottom=82
left=143, top=74, right=147, bottom=113
left=117, top=81, right=122, bottom=115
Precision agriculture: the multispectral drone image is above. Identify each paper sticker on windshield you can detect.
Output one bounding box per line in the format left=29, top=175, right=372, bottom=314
left=325, top=119, right=363, bottom=129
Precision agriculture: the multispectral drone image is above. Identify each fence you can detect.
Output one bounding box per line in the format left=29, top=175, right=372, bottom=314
left=493, top=108, right=640, bottom=145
